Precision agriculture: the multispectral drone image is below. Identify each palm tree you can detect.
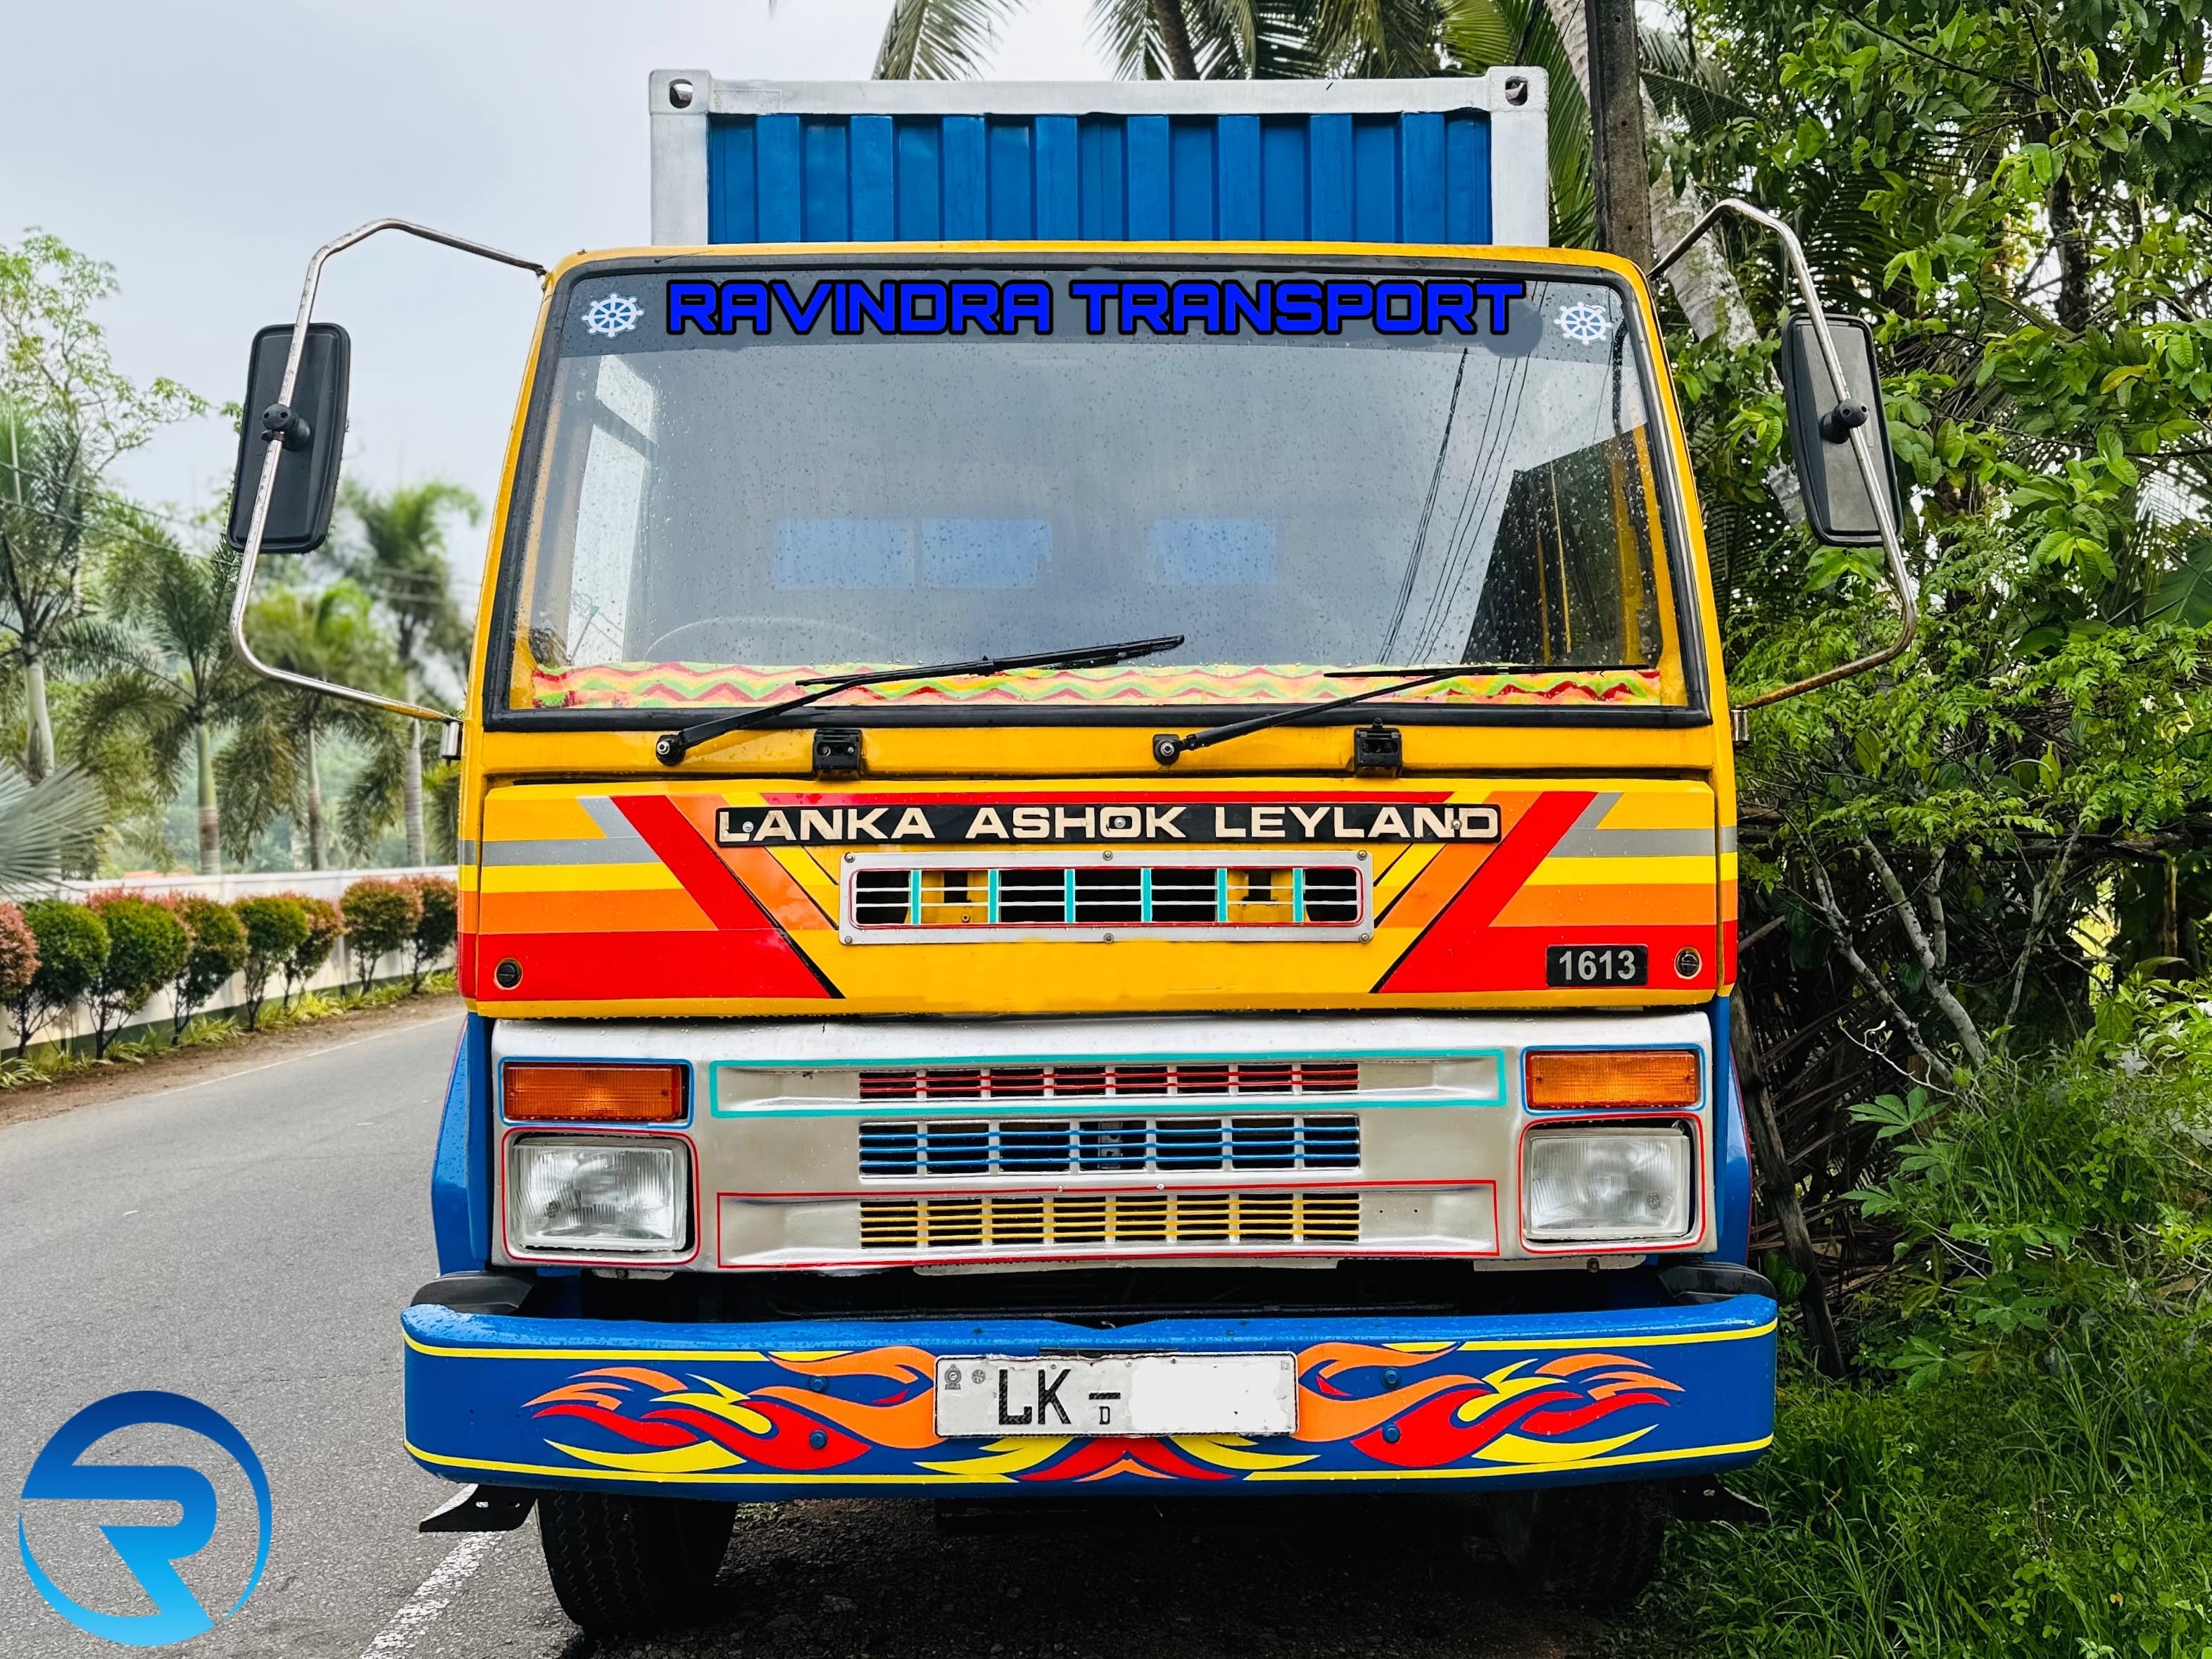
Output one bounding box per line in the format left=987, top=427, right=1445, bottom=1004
left=218, top=582, right=401, bottom=870
left=77, top=520, right=257, bottom=874
left=0, top=410, right=136, bottom=780
left=329, top=481, right=478, bottom=865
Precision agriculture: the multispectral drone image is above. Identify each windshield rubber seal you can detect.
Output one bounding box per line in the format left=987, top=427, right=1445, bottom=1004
left=480, top=248, right=1711, bottom=737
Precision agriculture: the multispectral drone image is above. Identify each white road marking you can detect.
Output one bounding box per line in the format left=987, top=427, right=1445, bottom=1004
left=360, top=1533, right=504, bottom=1655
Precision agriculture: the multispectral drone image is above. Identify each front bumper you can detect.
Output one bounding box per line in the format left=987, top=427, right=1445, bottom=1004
left=403, top=1294, right=1776, bottom=1499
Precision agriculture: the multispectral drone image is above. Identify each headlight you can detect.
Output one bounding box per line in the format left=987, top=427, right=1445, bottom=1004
left=1523, top=1127, right=1692, bottom=1243
left=508, top=1137, right=690, bottom=1254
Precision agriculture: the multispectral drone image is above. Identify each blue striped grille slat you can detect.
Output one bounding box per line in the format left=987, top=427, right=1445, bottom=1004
left=859, top=1113, right=1360, bottom=1178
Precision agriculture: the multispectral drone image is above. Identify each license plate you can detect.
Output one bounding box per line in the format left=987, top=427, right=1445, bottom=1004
left=934, top=1353, right=1296, bottom=1437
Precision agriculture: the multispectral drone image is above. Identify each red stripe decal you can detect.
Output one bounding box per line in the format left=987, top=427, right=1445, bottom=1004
left=472, top=930, right=833, bottom=1002
left=1378, top=791, right=1596, bottom=993
left=601, top=796, right=836, bottom=998
left=615, top=795, right=781, bottom=932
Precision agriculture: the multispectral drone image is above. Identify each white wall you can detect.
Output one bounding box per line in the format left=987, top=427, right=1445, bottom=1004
left=9, top=866, right=460, bottom=1054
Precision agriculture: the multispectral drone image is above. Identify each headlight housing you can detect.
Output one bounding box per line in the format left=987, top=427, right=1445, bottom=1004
left=508, top=1137, right=690, bottom=1255
left=1523, top=1126, right=1692, bottom=1244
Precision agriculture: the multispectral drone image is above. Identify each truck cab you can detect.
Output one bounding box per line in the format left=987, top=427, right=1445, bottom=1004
left=220, top=69, right=1898, bottom=1636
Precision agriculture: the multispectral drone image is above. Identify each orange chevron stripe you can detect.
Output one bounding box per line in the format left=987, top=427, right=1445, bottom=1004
left=477, top=889, right=713, bottom=934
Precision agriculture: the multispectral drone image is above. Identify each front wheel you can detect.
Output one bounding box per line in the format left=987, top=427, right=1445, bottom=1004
left=1485, top=1481, right=1671, bottom=1607
left=538, top=1490, right=736, bottom=1634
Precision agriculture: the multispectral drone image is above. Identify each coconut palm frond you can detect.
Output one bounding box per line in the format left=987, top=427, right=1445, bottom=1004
left=875, top=0, right=1030, bottom=79
left=0, top=763, right=106, bottom=891
left=1440, top=0, right=1592, bottom=246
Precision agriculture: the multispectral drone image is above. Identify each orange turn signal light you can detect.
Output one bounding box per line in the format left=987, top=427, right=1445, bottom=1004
left=1525, top=1049, right=1700, bottom=1110
left=504, top=1063, right=686, bottom=1123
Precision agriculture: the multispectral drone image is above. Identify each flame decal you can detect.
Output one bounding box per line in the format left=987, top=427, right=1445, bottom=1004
left=526, top=1353, right=934, bottom=1475
left=522, top=1342, right=1686, bottom=1481
left=1296, top=1346, right=1681, bottom=1469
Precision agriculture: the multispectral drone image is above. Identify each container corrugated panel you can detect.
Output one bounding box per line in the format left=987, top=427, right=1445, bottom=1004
left=648, top=73, right=1552, bottom=249
left=705, top=111, right=1492, bottom=244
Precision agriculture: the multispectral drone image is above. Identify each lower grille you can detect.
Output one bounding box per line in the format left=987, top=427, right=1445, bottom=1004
left=858, top=1190, right=1362, bottom=1251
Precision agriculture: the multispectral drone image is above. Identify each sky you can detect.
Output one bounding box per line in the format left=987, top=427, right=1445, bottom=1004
left=1, top=1, right=1114, bottom=541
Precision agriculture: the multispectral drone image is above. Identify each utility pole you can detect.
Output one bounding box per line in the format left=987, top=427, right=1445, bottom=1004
left=1583, top=0, right=1654, bottom=268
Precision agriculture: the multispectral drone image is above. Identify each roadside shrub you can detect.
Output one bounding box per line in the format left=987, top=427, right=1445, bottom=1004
left=170, top=896, right=248, bottom=1041
left=0, top=901, right=39, bottom=1007
left=404, top=874, right=458, bottom=991
left=341, top=878, right=422, bottom=995
left=281, top=894, right=341, bottom=1010
left=232, top=896, right=310, bottom=1030
left=11, top=899, right=106, bottom=1058
left=86, top=895, right=191, bottom=1058
left=1636, top=1048, right=2212, bottom=1659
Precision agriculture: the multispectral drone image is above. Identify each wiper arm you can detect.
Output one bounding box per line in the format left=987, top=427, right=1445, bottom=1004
left=654, top=634, right=1185, bottom=765
left=1150, top=664, right=1514, bottom=768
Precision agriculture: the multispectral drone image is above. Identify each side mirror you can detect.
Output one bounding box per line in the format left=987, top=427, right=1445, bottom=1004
left=224, top=323, right=351, bottom=554
left=1778, top=313, right=1899, bottom=547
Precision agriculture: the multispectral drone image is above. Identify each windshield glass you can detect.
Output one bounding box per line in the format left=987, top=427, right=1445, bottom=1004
left=505, top=263, right=1682, bottom=715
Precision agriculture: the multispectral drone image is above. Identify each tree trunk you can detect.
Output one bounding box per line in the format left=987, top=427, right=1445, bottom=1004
left=1546, top=1, right=1752, bottom=342
left=23, top=652, right=53, bottom=782
left=306, top=727, right=326, bottom=871
left=402, top=728, right=426, bottom=866
left=1581, top=0, right=1655, bottom=268
left=1151, top=0, right=1200, bottom=80
left=194, top=721, right=220, bottom=876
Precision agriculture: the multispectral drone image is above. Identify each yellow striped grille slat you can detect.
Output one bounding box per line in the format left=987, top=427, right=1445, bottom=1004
left=858, top=1190, right=1361, bottom=1251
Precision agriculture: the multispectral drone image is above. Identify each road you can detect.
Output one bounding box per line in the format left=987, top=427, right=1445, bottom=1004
left=0, top=1010, right=1592, bottom=1659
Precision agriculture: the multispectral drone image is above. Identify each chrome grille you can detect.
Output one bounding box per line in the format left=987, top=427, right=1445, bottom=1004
left=859, top=1113, right=1360, bottom=1177
left=858, top=1189, right=1362, bottom=1251
left=858, top=1060, right=1360, bottom=1100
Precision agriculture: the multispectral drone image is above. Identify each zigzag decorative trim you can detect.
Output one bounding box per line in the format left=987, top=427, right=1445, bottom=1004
left=524, top=663, right=1666, bottom=710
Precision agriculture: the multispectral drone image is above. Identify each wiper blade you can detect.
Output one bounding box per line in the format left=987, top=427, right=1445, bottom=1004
left=654, top=634, right=1185, bottom=765
left=1150, top=664, right=1512, bottom=767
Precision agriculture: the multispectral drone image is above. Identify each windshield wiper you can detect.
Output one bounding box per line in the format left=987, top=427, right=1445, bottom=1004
left=1150, top=663, right=1515, bottom=767
left=654, top=634, right=1186, bottom=765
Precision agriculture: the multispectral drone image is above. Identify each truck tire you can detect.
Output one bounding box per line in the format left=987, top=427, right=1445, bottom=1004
left=1484, top=1480, right=1671, bottom=1607
left=538, top=1490, right=736, bottom=1633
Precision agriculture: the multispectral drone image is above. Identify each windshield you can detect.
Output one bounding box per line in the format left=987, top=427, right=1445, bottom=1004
left=505, top=262, right=1683, bottom=715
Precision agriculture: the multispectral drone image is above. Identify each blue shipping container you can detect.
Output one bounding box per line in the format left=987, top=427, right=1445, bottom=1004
left=647, top=72, right=1551, bottom=251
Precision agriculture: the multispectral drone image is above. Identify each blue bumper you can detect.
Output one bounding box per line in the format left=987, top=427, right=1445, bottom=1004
left=404, top=1294, right=1776, bottom=1500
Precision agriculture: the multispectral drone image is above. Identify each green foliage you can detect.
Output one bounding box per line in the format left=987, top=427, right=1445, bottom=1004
left=1641, top=990, right=2212, bottom=1659
left=231, top=894, right=309, bottom=1030
left=406, top=874, right=458, bottom=989
left=11, top=897, right=103, bottom=1056
left=84, top=893, right=189, bottom=1057
left=340, top=877, right=422, bottom=994
left=169, top=894, right=247, bottom=1039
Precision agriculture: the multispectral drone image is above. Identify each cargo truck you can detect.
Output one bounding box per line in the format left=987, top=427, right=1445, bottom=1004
left=225, top=68, right=1911, bottom=1634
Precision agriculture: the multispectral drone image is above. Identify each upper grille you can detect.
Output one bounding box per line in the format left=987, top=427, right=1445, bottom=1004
left=859, top=1113, right=1360, bottom=1177
left=846, top=860, right=1364, bottom=934
left=858, top=1189, right=1362, bottom=1251
left=858, top=1060, right=1360, bottom=1100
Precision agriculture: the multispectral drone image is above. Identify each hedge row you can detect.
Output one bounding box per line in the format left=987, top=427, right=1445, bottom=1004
left=0, top=875, right=459, bottom=1058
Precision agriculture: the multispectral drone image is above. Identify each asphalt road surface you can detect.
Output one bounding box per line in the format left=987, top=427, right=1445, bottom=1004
left=0, top=1010, right=1593, bottom=1659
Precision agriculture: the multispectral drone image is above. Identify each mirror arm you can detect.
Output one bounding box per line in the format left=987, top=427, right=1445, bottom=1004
left=230, top=219, right=549, bottom=727
left=1650, top=197, right=1917, bottom=710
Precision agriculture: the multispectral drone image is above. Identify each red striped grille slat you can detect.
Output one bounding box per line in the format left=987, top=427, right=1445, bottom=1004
left=857, top=1061, right=1361, bottom=1101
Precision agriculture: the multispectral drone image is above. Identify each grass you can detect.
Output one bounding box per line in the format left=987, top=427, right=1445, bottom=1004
left=0, top=968, right=457, bottom=1089
left=1630, top=1024, right=2212, bottom=1659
